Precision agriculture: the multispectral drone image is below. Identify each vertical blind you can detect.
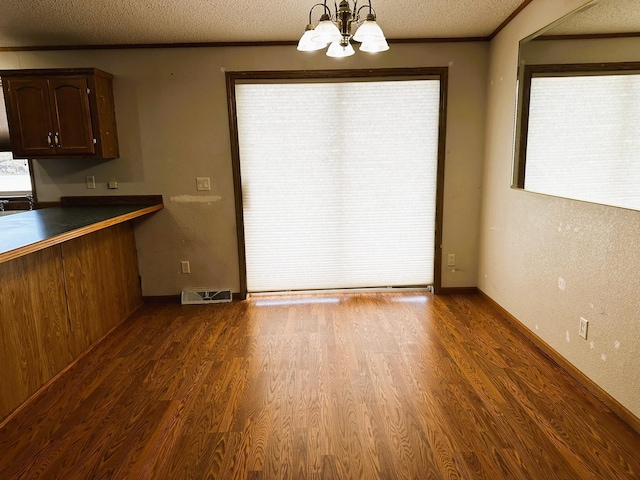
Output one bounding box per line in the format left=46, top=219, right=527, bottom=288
left=525, top=74, right=640, bottom=210
left=235, top=80, right=441, bottom=293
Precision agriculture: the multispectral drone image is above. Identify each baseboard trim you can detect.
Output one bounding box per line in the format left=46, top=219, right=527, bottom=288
left=477, top=289, right=640, bottom=436
left=143, top=295, right=181, bottom=303
left=437, top=286, right=478, bottom=295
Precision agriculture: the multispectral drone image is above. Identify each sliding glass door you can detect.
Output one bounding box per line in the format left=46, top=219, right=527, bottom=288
left=228, top=69, right=447, bottom=295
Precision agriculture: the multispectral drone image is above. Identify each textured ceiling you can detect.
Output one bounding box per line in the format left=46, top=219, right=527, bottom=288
left=543, top=0, right=640, bottom=35
left=0, top=0, right=528, bottom=48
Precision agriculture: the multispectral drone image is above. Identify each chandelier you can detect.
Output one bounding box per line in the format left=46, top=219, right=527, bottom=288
left=297, top=0, right=389, bottom=58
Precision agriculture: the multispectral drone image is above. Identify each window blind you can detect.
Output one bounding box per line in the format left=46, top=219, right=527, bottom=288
left=525, top=74, right=640, bottom=210
left=235, top=80, right=441, bottom=293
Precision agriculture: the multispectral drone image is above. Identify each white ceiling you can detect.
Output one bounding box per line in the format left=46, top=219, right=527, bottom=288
left=0, top=0, right=528, bottom=48
left=542, top=0, right=640, bottom=35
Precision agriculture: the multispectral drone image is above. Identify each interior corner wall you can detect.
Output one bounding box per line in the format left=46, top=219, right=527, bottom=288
left=0, top=41, right=488, bottom=296
left=480, top=0, right=640, bottom=418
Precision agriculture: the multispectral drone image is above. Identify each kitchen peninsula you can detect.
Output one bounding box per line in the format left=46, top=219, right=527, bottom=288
left=0, top=196, right=163, bottom=421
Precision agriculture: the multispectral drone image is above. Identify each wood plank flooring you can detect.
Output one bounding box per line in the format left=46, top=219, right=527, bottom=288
left=1, top=292, right=639, bottom=479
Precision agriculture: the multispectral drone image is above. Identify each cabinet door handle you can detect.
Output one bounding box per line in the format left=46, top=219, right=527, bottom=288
left=47, top=132, right=54, bottom=147
left=54, top=132, right=60, bottom=146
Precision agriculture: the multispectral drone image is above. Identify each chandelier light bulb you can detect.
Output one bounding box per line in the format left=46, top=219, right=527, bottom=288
left=352, top=15, right=386, bottom=43
left=297, top=25, right=327, bottom=51
left=359, top=37, right=389, bottom=53
left=327, top=40, right=355, bottom=58
left=310, top=15, right=342, bottom=44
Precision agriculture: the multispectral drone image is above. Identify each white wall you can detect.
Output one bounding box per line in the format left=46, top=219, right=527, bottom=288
left=0, top=41, right=488, bottom=295
left=481, top=0, right=640, bottom=418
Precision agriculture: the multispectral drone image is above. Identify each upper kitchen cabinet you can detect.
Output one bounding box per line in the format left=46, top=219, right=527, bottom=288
left=0, top=68, right=119, bottom=159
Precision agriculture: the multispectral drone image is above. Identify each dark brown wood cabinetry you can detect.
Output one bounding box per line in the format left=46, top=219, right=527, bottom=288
left=0, top=200, right=164, bottom=421
left=0, top=68, right=119, bottom=159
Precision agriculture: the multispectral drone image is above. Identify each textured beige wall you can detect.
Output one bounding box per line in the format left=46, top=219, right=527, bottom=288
left=0, top=42, right=488, bottom=295
left=480, top=0, right=640, bottom=418
left=521, top=36, right=640, bottom=64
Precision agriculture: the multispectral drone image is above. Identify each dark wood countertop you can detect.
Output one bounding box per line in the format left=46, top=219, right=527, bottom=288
left=0, top=203, right=163, bottom=264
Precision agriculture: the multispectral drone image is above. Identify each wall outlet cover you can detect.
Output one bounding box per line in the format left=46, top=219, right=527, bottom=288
left=579, top=317, right=589, bottom=340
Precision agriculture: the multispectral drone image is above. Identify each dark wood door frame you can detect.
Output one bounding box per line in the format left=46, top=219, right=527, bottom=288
left=226, top=67, right=449, bottom=298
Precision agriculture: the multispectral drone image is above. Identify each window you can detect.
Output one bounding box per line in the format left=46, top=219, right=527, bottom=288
left=515, top=63, right=640, bottom=211
left=0, top=152, right=32, bottom=196
left=227, top=69, right=447, bottom=296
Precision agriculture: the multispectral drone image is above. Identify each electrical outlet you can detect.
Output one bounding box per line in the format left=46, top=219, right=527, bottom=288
left=579, top=317, right=588, bottom=339
left=180, top=261, right=191, bottom=274
left=447, top=254, right=456, bottom=266
left=86, top=176, right=95, bottom=189
left=108, top=181, right=118, bottom=189
left=196, top=177, right=211, bottom=191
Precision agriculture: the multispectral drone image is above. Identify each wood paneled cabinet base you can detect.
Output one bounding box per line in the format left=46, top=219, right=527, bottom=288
left=0, top=68, right=119, bottom=159
left=0, top=223, right=141, bottom=421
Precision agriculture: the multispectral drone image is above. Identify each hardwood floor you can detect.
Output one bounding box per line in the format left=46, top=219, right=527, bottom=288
left=1, top=292, right=639, bottom=479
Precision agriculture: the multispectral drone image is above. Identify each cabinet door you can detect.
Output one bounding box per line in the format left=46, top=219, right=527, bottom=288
left=3, top=78, right=56, bottom=158
left=49, top=77, right=95, bottom=155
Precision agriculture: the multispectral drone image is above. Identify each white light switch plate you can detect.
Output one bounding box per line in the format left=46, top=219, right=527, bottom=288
left=196, top=177, right=211, bottom=191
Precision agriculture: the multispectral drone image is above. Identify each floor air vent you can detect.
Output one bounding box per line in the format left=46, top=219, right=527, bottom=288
left=181, top=289, right=233, bottom=305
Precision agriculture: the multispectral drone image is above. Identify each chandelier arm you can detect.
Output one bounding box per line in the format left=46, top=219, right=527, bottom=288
left=309, top=2, right=332, bottom=23
left=324, top=0, right=334, bottom=18
left=356, top=3, right=375, bottom=20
